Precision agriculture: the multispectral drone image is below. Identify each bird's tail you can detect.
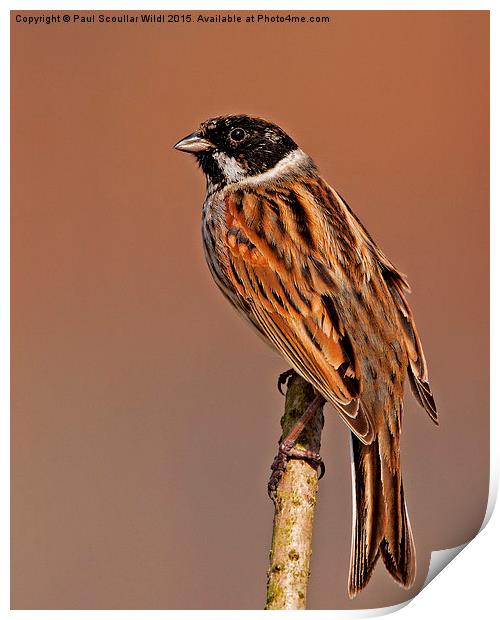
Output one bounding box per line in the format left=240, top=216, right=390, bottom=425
left=348, top=430, right=416, bottom=597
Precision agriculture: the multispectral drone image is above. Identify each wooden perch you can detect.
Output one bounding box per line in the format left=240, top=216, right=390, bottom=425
left=265, top=375, right=325, bottom=610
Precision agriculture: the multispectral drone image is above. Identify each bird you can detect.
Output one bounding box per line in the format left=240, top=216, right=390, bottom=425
left=174, top=114, right=438, bottom=597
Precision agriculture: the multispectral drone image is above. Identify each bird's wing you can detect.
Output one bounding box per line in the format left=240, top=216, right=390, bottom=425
left=223, top=186, right=375, bottom=445
left=331, top=186, right=438, bottom=424
left=381, top=266, right=438, bottom=424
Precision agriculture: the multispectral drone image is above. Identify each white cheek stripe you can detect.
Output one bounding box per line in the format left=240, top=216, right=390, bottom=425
left=212, top=152, right=247, bottom=183
left=225, top=148, right=312, bottom=190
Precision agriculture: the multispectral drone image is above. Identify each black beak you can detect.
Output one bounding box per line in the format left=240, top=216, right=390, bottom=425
left=174, top=131, right=214, bottom=153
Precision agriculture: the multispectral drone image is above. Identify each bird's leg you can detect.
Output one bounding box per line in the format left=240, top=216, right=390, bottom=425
left=277, top=368, right=298, bottom=395
left=268, top=393, right=326, bottom=500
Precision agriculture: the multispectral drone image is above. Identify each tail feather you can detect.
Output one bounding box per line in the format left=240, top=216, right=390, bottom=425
left=348, top=432, right=416, bottom=598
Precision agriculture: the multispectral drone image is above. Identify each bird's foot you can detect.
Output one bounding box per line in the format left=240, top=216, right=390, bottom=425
left=267, top=439, right=325, bottom=501
left=277, top=368, right=298, bottom=395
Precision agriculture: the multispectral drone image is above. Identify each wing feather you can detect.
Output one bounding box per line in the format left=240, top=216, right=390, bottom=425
left=385, top=271, right=438, bottom=424
left=331, top=187, right=438, bottom=425
left=224, top=189, right=375, bottom=444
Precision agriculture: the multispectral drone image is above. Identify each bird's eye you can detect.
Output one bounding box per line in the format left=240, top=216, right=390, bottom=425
left=229, top=128, right=246, bottom=143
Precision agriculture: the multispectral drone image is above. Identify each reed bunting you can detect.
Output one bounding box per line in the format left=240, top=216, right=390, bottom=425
left=174, top=115, right=438, bottom=597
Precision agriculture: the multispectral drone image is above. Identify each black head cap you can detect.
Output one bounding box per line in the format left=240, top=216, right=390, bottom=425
left=174, top=115, right=299, bottom=189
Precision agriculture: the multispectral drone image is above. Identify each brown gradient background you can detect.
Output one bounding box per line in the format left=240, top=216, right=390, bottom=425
left=11, top=10, right=489, bottom=610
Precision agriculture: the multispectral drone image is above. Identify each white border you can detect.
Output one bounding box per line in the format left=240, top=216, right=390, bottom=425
left=3, top=2, right=493, bottom=9
left=4, top=2, right=495, bottom=617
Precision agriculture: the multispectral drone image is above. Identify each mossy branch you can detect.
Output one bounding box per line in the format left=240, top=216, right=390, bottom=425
left=265, top=375, right=325, bottom=610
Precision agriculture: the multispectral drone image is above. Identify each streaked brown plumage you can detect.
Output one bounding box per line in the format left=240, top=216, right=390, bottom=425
left=175, top=115, right=438, bottom=596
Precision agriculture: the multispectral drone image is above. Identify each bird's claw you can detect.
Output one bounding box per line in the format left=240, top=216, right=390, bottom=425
left=267, top=440, right=325, bottom=501
left=277, top=369, right=298, bottom=395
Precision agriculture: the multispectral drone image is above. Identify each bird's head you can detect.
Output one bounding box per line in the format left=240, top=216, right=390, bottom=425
left=174, top=115, right=302, bottom=189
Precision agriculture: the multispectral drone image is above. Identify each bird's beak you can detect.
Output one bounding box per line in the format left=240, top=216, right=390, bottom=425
left=174, top=132, right=214, bottom=153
